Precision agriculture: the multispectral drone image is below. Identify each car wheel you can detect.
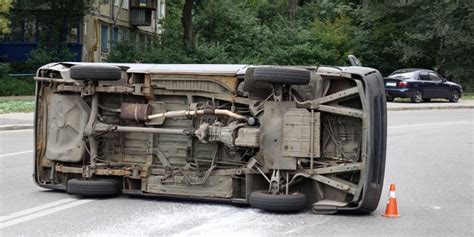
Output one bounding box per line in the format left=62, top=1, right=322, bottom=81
left=67, top=179, right=120, bottom=197
left=249, top=190, right=307, bottom=212
left=253, top=66, right=311, bottom=85
left=411, top=90, right=423, bottom=103
left=386, top=96, right=395, bottom=102
left=449, top=90, right=460, bottom=103
left=423, top=98, right=431, bottom=102
left=70, top=65, right=122, bottom=81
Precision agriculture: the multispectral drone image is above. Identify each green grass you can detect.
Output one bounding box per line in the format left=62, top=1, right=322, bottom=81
left=462, top=93, right=474, bottom=100
left=0, top=100, right=35, bottom=114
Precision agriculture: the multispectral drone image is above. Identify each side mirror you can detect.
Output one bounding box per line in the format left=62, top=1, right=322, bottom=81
left=442, top=78, right=447, bottom=82
left=348, top=55, right=362, bottom=66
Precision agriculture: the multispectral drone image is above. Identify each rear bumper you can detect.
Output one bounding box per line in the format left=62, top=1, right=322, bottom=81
left=385, top=88, right=415, bottom=98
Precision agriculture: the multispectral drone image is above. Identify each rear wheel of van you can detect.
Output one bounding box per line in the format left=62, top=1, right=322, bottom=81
left=67, top=179, right=120, bottom=197
left=386, top=96, right=394, bottom=102
left=70, top=65, right=122, bottom=81
left=249, top=190, right=306, bottom=212
left=253, top=66, right=311, bottom=85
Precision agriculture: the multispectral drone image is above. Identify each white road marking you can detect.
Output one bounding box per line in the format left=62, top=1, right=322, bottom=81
left=0, top=199, right=95, bottom=230
left=388, top=121, right=472, bottom=129
left=0, top=150, right=34, bottom=158
left=0, top=198, right=76, bottom=222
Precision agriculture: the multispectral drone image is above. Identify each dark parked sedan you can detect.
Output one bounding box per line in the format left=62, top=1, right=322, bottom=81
left=384, top=69, right=463, bottom=103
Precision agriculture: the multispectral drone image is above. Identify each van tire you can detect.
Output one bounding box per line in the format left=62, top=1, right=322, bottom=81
left=70, top=65, right=122, bottom=81
left=253, top=67, right=310, bottom=85
left=249, top=190, right=306, bottom=212
left=243, top=67, right=273, bottom=100
left=67, top=179, right=119, bottom=197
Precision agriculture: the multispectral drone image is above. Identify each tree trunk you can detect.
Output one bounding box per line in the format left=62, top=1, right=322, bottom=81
left=288, top=0, right=298, bottom=21
left=182, top=0, right=194, bottom=48
left=361, top=0, right=369, bottom=9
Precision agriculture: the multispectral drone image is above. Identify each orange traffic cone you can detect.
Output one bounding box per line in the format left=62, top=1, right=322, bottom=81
left=383, top=183, right=400, bottom=217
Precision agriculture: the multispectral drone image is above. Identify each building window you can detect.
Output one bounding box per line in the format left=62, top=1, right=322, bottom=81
left=9, top=22, right=23, bottom=42
left=159, top=1, right=165, bottom=19
left=112, top=27, right=119, bottom=46
left=114, top=0, right=128, bottom=9
left=23, top=20, right=36, bottom=43
left=123, top=0, right=129, bottom=9
left=119, top=28, right=126, bottom=41
left=101, top=24, right=109, bottom=52
left=67, top=24, right=79, bottom=43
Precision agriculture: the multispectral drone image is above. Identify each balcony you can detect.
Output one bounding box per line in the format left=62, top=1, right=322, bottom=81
left=130, top=0, right=157, bottom=10
left=130, top=8, right=152, bottom=26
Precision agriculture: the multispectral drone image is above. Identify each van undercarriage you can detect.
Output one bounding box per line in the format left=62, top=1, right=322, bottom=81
left=33, top=63, right=386, bottom=214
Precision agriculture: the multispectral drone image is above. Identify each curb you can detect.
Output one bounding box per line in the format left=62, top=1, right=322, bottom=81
left=0, top=124, right=34, bottom=131
left=388, top=105, right=474, bottom=111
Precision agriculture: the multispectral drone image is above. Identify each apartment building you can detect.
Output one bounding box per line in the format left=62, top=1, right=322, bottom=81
left=85, top=0, right=166, bottom=62
left=0, top=0, right=166, bottom=63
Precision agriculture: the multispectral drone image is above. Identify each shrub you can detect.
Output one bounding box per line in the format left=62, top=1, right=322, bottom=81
left=0, top=76, right=35, bottom=96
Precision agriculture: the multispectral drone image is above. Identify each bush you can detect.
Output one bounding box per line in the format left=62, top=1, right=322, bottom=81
left=0, top=63, right=11, bottom=77
left=0, top=76, right=35, bottom=96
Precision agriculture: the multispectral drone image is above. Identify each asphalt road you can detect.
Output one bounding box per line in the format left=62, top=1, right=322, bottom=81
left=1, top=109, right=473, bottom=236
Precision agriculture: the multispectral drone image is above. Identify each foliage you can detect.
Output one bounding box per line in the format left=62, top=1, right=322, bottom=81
left=354, top=1, right=474, bottom=91
left=7, top=0, right=92, bottom=70
left=0, top=0, right=11, bottom=33
left=105, top=0, right=472, bottom=92
left=26, top=31, right=74, bottom=71
left=0, top=76, right=35, bottom=96
left=0, top=63, right=10, bottom=77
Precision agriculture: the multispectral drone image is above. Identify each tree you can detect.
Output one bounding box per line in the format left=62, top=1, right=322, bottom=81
left=0, top=0, right=11, bottom=34
left=288, top=0, right=297, bottom=20
left=108, top=0, right=473, bottom=92
left=353, top=1, right=474, bottom=90
left=7, top=0, right=92, bottom=70
left=182, top=0, right=196, bottom=48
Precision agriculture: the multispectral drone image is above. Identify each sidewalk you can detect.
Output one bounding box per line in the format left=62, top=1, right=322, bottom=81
left=0, top=100, right=473, bottom=131
left=0, top=112, right=34, bottom=130
left=387, top=99, right=474, bottom=111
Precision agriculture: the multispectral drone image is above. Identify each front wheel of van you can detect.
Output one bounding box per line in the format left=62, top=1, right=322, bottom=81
left=67, top=179, right=120, bottom=197
left=249, top=190, right=306, bottom=212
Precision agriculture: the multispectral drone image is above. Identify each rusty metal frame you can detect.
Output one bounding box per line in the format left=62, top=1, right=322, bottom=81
left=317, top=104, right=364, bottom=118
left=312, top=163, right=362, bottom=175
left=310, top=174, right=357, bottom=195
left=310, top=87, right=359, bottom=105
